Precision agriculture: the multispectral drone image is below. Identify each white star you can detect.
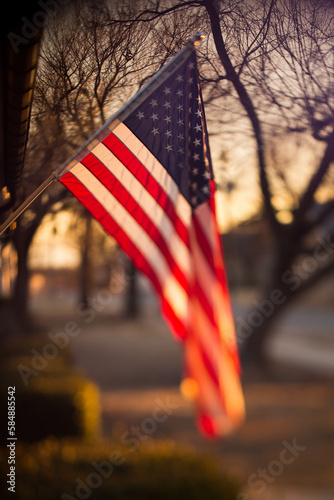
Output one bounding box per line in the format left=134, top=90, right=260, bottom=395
left=164, top=115, right=172, bottom=123
left=163, top=86, right=171, bottom=95
left=188, top=61, right=195, bottom=70
left=150, top=99, right=158, bottom=107
left=165, top=130, right=172, bottom=138
left=203, top=171, right=211, bottom=179
left=163, top=101, right=171, bottom=109
left=191, top=182, right=198, bottom=189
left=194, top=123, right=202, bottom=133
left=192, top=168, right=199, bottom=176
left=165, top=144, right=173, bottom=152
left=177, top=119, right=184, bottom=126
left=136, top=111, right=145, bottom=119
left=178, top=162, right=184, bottom=168
left=177, top=133, right=184, bottom=140
left=151, top=113, right=158, bottom=121
left=188, top=76, right=194, bottom=84
left=177, top=104, right=184, bottom=111
left=191, top=195, right=197, bottom=205
left=176, top=89, right=184, bottom=97
left=176, top=74, right=184, bottom=82
left=202, top=185, right=210, bottom=194
left=196, top=109, right=202, bottom=118
left=193, top=138, right=201, bottom=147
left=151, top=127, right=159, bottom=135
left=188, top=92, right=193, bottom=99
left=177, top=147, right=185, bottom=154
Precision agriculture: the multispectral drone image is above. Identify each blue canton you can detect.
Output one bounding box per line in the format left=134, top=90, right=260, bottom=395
left=124, top=51, right=213, bottom=209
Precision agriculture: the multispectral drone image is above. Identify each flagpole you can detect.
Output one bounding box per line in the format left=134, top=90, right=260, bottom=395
left=0, top=174, right=57, bottom=235
left=0, top=32, right=205, bottom=236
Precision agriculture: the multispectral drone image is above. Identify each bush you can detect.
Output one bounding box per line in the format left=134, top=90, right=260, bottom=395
left=2, top=372, right=101, bottom=442
left=0, top=438, right=241, bottom=500
left=0, top=334, right=101, bottom=443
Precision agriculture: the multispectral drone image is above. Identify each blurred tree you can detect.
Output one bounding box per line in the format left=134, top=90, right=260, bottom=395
left=8, top=0, right=202, bottom=327
left=8, top=0, right=334, bottom=359
left=204, top=0, right=334, bottom=363
left=78, top=210, right=93, bottom=309
left=113, top=0, right=334, bottom=363
left=125, top=260, right=139, bottom=318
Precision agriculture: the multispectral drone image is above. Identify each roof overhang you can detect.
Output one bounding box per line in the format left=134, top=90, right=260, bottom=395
left=0, top=4, right=43, bottom=220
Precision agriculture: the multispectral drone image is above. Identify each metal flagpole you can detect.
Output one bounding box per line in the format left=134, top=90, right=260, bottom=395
left=0, top=174, right=56, bottom=235
left=0, top=32, right=204, bottom=237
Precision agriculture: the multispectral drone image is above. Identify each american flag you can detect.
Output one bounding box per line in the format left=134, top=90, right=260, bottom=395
left=58, top=42, right=245, bottom=437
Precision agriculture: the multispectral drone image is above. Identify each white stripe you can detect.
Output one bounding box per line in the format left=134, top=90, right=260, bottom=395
left=111, top=122, right=192, bottom=227
left=90, top=142, right=191, bottom=278
left=70, top=163, right=189, bottom=321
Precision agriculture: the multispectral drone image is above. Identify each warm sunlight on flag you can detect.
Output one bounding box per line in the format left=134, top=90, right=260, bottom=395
left=58, top=40, right=245, bottom=438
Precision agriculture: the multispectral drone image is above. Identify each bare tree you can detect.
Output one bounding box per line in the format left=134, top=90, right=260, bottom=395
left=9, top=0, right=202, bottom=327
left=110, top=0, right=334, bottom=362
left=9, top=0, right=334, bottom=355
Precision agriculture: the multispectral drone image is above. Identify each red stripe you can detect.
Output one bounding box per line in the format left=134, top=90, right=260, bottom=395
left=102, top=132, right=190, bottom=246
left=193, top=280, right=216, bottom=329
left=209, top=180, right=230, bottom=294
left=198, top=414, right=216, bottom=437
left=192, top=213, right=216, bottom=272
left=162, top=300, right=187, bottom=340
left=198, top=338, right=220, bottom=388
left=193, top=277, right=238, bottom=366
left=185, top=330, right=224, bottom=412
left=80, top=152, right=189, bottom=292
left=193, top=209, right=230, bottom=299
left=59, top=171, right=186, bottom=339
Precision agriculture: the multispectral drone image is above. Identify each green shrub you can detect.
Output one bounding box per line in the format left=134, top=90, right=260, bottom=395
left=0, top=367, right=101, bottom=443
left=0, top=334, right=101, bottom=443
left=0, top=438, right=241, bottom=500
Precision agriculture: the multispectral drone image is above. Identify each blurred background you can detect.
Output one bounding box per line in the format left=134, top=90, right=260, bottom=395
left=1, top=1, right=334, bottom=499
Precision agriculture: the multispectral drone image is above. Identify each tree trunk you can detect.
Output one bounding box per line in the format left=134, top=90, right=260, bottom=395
left=239, top=296, right=288, bottom=367
left=239, top=245, right=296, bottom=365
left=12, top=222, right=32, bottom=331
left=78, top=212, right=93, bottom=308
left=10, top=193, right=63, bottom=332
left=125, top=261, right=139, bottom=318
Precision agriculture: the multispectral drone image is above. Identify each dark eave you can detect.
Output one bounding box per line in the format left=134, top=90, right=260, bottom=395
left=0, top=4, right=43, bottom=219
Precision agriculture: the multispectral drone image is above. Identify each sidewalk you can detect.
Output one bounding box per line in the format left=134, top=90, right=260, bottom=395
left=65, top=309, right=334, bottom=499
left=267, top=308, right=334, bottom=376
left=232, top=295, right=334, bottom=376
left=31, top=291, right=334, bottom=499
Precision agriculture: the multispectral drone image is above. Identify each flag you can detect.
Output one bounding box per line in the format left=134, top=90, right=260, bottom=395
left=58, top=42, right=245, bottom=437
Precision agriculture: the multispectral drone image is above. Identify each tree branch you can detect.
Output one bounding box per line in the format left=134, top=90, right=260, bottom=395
left=203, top=0, right=280, bottom=234
left=109, top=1, right=203, bottom=26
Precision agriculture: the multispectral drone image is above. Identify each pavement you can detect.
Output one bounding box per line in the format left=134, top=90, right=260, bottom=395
left=30, top=289, right=334, bottom=499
